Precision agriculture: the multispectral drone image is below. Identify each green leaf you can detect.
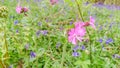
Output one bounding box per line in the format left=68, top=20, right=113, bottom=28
left=75, top=60, right=90, bottom=68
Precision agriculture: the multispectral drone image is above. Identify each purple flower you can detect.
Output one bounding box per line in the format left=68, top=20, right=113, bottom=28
left=9, top=65, right=13, bottom=68
left=84, top=1, right=89, bottom=5
left=106, top=38, right=113, bottom=44
left=92, top=3, right=103, bottom=8
left=73, top=45, right=80, bottom=51
left=109, top=23, right=114, bottom=29
left=113, top=54, right=116, bottom=58
left=69, top=21, right=73, bottom=25
left=97, top=2, right=104, bottom=5
left=36, top=30, right=41, bottom=36
left=118, top=56, right=120, bottom=58
left=38, top=22, right=41, bottom=26
left=56, top=42, right=61, bottom=48
left=16, top=29, right=19, bottom=33
left=81, top=45, right=85, bottom=50
left=41, top=30, right=48, bottom=35
left=99, top=39, right=103, bottom=43
left=30, top=51, right=36, bottom=58
left=14, top=20, right=18, bottom=25
left=72, top=52, right=79, bottom=57
left=112, top=54, right=120, bottom=58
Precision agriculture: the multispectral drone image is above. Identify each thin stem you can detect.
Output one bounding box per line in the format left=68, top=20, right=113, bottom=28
left=75, top=0, right=84, bottom=22
left=86, top=29, right=93, bottom=67
left=74, top=0, right=93, bottom=67
left=0, top=59, right=5, bottom=68
left=61, top=40, right=67, bottom=68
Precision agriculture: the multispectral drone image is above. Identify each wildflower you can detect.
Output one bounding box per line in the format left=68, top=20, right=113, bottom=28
left=50, top=0, right=58, bottom=5
left=72, top=52, right=79, bottom=57
left=16, top=6, right=22, bottom=14
left=68, top=22, right=86, bottom=45
left=84, top=1, right=89, bottom=5
left=9, top=65, right=13, bottom=68
left=73, top=45, right=80, bottom=51
left=69, top=21, right=73, bottom=25
left=99, top=38, right=103, bottom=43
left=82, top=16, right=96, bottom=29
left=106, top=38, right=113, bottom=44
left=109, top=23, right=113, bottom=29
left=112, top=54, right=120, bottom=58
left=16, top=6, right=28, bottom=14
left=41, top=30, right=48, bottom=35
left=68, top=28, right=77, bottom=45
left=22, top=7, right=28, bottom=12
left=36, top=30, right=41, bottom=37
left=81, top=45, right=85, bottom=50
left=38, top=22, right=41, bottom=26
left=16, top=29, right=19, bottom=33
left=74, top=22, right=85, bottom=28
left=68, top=16, right=95, bottom=45
left=30, top=51, right=36, bottom=58
left=68, top=28, right=85, bottom=45
left=14, top=20, right=18, bottom=25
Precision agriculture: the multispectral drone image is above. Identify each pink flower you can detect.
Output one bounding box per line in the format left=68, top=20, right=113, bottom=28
left=23, top=7, right=28, bottom=12
left=68, top=22, right=86, bottom=45
left=68, top=16, right=95, bottom=45
left=68, top=28, right=77, bottom=45
left=75, top=26, right=86, bottom=37
left=74, top=22, right=85, bottom=28
left=16, top=6, right=22, bottom=14
left=16, top=6, right=28, bottom=14
left=50, top=0, right=58, bottom=5
left=82, top=16, right=96, bottom=29
left=89, top=16, right=96, bottom=29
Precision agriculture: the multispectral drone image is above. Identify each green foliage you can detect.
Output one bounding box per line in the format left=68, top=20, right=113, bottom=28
left=0, top=0, right=120, bottom=68
left=0, top=6, right=8, bottom=18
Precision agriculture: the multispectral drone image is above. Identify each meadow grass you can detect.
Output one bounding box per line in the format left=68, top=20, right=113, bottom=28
left=0, top=0, right=120, bottom=68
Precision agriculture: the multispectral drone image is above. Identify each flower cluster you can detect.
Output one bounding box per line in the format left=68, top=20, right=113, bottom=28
left=72, top=45, right=86, bottom=57
left=98, top=38, right=113, bottom=45
left=16, top=6, right=28, bottom=14
left=68, top=16, right=96, bottom=45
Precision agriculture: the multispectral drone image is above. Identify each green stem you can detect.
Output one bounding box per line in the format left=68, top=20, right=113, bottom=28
left=74, top=0, right=93, bottom=67
left=0, top=59, right=5, bottom=68
left=86, top=29, right=93, bottom=67
left=61, top=40, right=67, bottom=68
left=75, top=0, right=84, bottom=22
